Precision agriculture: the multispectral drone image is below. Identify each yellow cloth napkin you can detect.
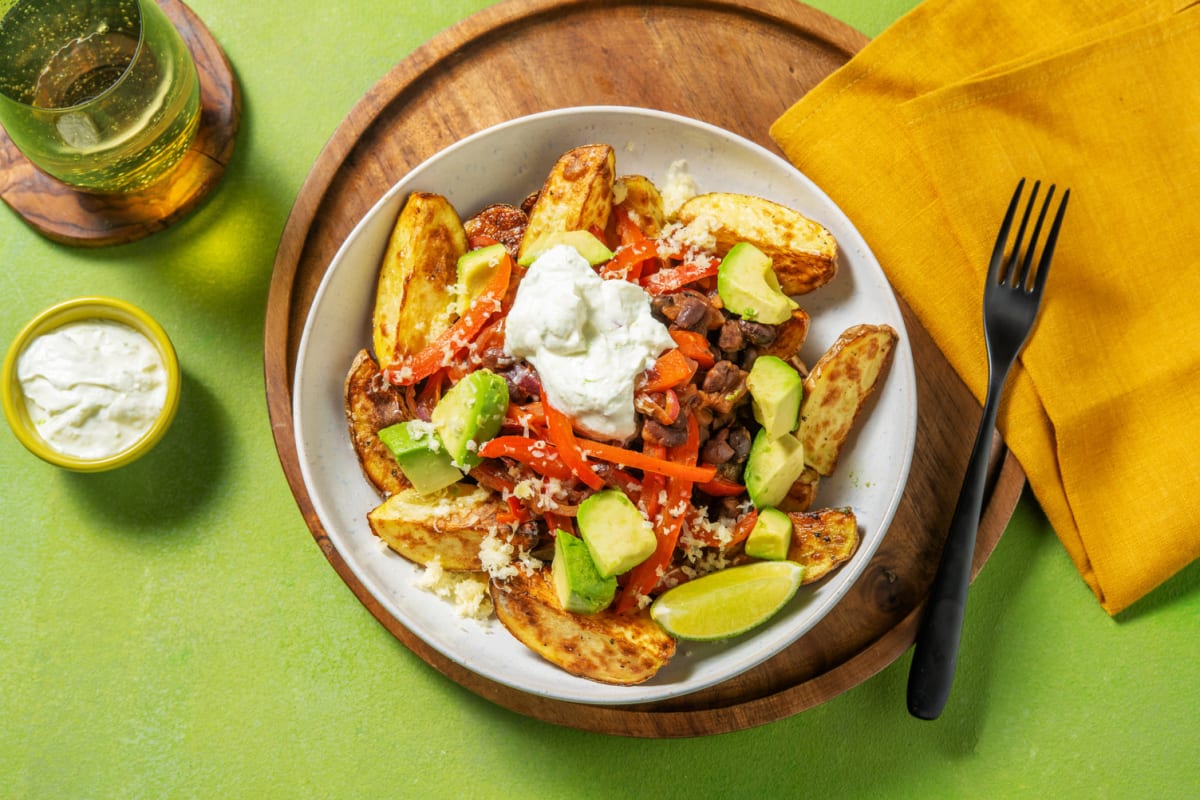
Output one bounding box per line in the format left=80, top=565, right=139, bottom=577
left=771, top=0, right=1200, bottom=615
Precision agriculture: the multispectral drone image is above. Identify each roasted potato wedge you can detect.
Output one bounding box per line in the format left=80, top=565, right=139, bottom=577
left=759, top=307, right=811, bottom=362
left=798, top=323, right=898, bottom=475
left=368, top=484, right=506, bottom=571
left=344, top=348, right=414, bottom=497
left=787, top=507, right=859, bottom=584
left=490, top=566, right=676, bottom=685
left=777, top=466, right=821, bottom=514
left=518, top=144, right=616, bottom=261
left=614, top=174, right=667, bottom=237
left=372, top=192, right=468, bottom=369
left=464, top=202, right=528, bottom=261
left=676, top=192, right=838, bottom=295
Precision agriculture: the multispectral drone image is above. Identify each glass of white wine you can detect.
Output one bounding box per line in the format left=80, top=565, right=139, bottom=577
left=0, top=0, right=200, bottom=194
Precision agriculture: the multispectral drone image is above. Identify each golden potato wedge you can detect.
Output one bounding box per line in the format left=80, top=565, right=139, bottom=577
left=759, top=307, right=811, bottom=361
left=777, top=466, right=821, bottom=514
left=798, top=324, right=898, bottom=475
left=786, top=507, right=859, bottom=584
left=518, top=144, right=616, bottom=262
left=614, top=174, right=667, bottom=237
left=490, top=566, right=676, bottom=685
left=372, top=192, right=468, bottom=369
left=344, top=349, right=415, bottom=497
left=676, top=192, right=838, bottom=295
left=368, top=484, right=505, bottom=571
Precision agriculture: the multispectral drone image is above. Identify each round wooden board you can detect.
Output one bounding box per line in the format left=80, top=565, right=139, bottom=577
left=0, top=0, right=241, bottom=247
left=264, top=0, right=1025, bottom=737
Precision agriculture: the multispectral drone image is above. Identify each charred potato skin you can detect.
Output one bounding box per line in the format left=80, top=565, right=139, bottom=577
left=490, top=567, right=676, bottom=686
left=787, top=507, right=859, bottom=584
left=777, top=466, right=821, bottom=514
left=344, top=349, right=415, bottom=497
left=372, top=192, right=468, bottom=369
left=518, top=144, right=616, bottom=262
left=759, top=308, right=811, bottom=363
left=677, top=192, right=838, bottom=295
left=464, top=203, right=528, bottom=261
left=367, top=485, right=507, bottom=571
left=798, top=324, right=899, bottom=475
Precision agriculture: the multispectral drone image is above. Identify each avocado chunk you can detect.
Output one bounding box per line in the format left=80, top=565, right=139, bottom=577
left=429, top=369, right=510, bottom=470
left=746, top=355, right=804, bottom=439
left=576, top=489, right=657, bottom=577
left=518, top=230, right=614, bottom=267
left=456, top=243, right=507, bottom=315
left=744, top=507, right=794, bottom=561
left=744, top=428, right=807, bottom=508
left=552, top=529, right=618, bottom=614
left=377, top=420, right=463, bottom=495
left=716, top=242, right=799, bottom=325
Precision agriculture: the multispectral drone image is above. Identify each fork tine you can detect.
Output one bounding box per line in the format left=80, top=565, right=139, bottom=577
left=1016, top=184, right=1055, bottom=290
left=1032, top=187, right=1070, bottom=296
left=1003, top=180, right=1040, bottom=287
left=990, top=178, right=1026, bottom=286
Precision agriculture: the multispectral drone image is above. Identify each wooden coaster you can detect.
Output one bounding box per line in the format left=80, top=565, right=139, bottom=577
left=0, top=0, right=241, bottom=247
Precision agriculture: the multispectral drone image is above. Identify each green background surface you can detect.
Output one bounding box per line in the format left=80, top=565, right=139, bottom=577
left=2, top=1, right=1197, bottom=798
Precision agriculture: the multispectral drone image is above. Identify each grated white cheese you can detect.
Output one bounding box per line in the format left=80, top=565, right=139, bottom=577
left=479, top=532, right=519, bottom=581
left=416, top=558, right=494, bottom=621
left=661, top=159, right=699, bottom=218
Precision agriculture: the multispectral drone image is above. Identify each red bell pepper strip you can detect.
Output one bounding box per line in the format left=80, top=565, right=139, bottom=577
left=636, top=348, right=696, bottom=394
left=694, top=474, right=746, bottom=497
left=383, top=250, right=513, bottom=385
left=476, top=436, right=574, bottom=482
left=668, top=329, right=716, bottom=368
left=496, top=495, right=534, bottom=526
left=641, top=255, right=720, bottom=295
left=576, top=430, right=716, bottom=485
left=616, top=412, right=701, bottom=613
left=601, top=238, right=658, bottom=281
left=468, top=234, right=502, bottom=249
left=634, top=443, right=667, bottom=521
left=503, top=401, right=547, bottom=433
left=543, top=399, right=606, bottom=491
left=604, top=466, right=645, bottom=501
left=414, top=368, right=448, bottom=419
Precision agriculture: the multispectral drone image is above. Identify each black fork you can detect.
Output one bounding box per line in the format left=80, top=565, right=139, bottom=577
left=907, top=179, right=1070, bottom=720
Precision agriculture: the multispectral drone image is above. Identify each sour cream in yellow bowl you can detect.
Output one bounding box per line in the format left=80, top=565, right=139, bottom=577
left=2, top=297, right=180, bottom=472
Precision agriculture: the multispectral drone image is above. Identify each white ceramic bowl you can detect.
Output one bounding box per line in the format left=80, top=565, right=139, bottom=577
left=292, top=106, right=917, bottom=705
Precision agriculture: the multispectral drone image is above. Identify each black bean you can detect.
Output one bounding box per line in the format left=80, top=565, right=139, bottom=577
left=717, top=320, right=745, bottom=352
left=738, top=320, right=777, bottom=347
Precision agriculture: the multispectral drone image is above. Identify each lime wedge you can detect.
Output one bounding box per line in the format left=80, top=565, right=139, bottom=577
left=649, top=561, right=805, bottom=641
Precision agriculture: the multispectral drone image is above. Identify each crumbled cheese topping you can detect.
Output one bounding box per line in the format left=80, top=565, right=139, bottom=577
left=416, top=558, right=493, bottom=620
left=661, top=159, right=699, bottom=218
left=479, top=531, right=519, bottom=581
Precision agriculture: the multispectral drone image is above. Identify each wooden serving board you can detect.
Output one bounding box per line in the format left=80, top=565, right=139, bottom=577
left=265, top=0, right=1025, bottom=737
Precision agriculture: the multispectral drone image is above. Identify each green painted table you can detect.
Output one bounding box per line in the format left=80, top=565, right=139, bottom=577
left=1, top=1, right=1196, bottom=797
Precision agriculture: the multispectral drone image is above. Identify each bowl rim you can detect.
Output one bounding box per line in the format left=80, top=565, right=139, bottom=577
left=2, top=295, right=181, bottom=472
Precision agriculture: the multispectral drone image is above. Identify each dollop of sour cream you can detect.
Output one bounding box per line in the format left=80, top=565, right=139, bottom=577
left=17, top=319, right=168, bottom=459
left=504, top=244, right=674, bottom=440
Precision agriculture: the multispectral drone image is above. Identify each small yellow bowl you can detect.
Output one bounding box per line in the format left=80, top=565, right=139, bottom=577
left=2, top=297, right=181, bottom=472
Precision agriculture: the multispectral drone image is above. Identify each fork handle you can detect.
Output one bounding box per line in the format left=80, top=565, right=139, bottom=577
left=906, top=370, right=1006, bottom=720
